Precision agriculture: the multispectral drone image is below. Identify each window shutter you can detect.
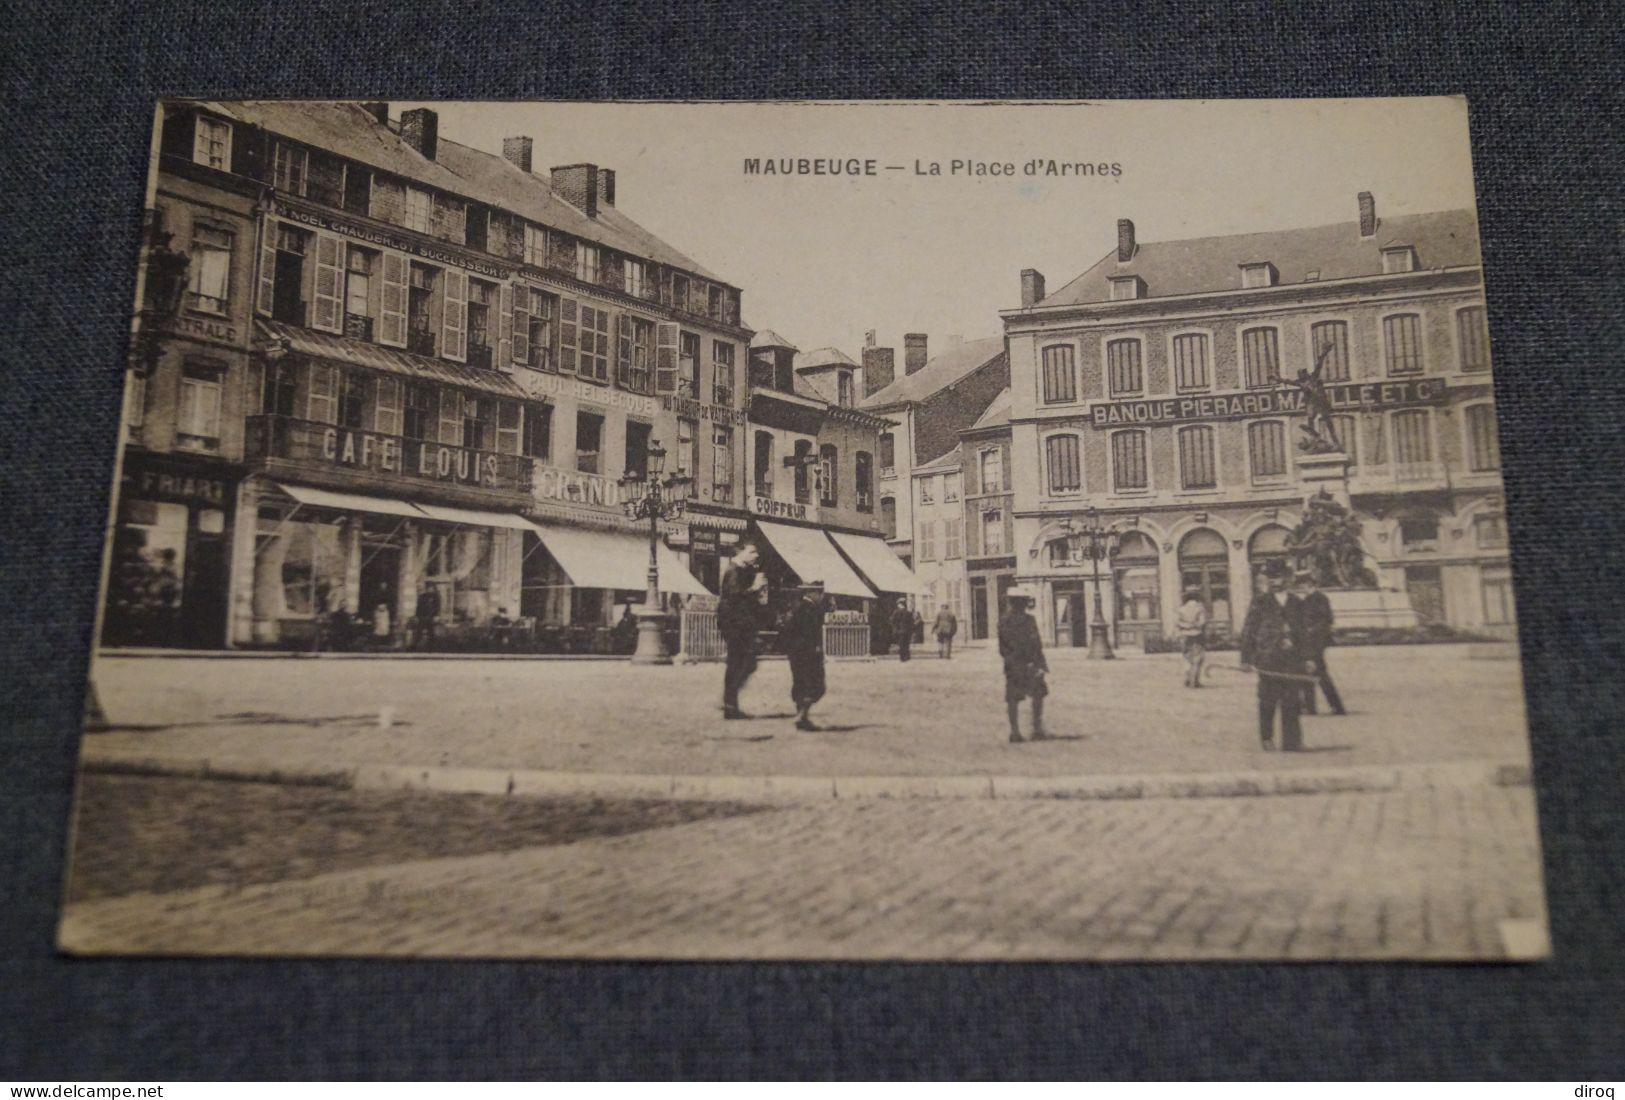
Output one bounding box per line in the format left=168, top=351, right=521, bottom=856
left=558, top=298, right=578, bottom=373
left=442, top=269, right=467, bottom=362
left=616, top=314, right=632, bottom=388
left=512, top=288, right=530, bottom=366
left=256, top=219, right=278, bottom=316
left=497, top=282, right=514, bottom=372
left=655, top=323, right=679, bottom=393
left=378, top=251, right=408, bottom=347
left=310, top=233, right=343, bottom=333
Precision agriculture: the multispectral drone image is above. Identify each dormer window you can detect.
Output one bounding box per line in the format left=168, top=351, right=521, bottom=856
left=193, top=116, right=232, bottom=170
left=1240, top=262, right=1277, bottom=289
left=1108, top=275, right=1143, bottom=301
left=1382, top=246, right=1418, bottom=274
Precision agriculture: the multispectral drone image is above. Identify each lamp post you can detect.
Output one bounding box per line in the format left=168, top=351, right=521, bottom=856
left=131, top=218, right=191, bottom=375
left=620, top=441, right=692, bottom=665
left=1064, top=506, right=1136, bottom=660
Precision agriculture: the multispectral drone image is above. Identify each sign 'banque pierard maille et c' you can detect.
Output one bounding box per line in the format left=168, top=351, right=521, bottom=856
left=1088, top=377, right=1447, bottom=428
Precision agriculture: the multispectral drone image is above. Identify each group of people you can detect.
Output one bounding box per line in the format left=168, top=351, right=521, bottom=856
left=1237, top=560, right=1346, bottom=752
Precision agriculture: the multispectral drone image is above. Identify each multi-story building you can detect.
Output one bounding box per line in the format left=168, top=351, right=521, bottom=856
left=910, top=444, right=967, bottom=628
left=116, top=100, right=751, bottom=649
left=1003, top=194, right=1511, bottom=648
left=957, top=388, right=1017, bottom=641
left=859, top=333, right=1008, bottom=568
left=743, top=333, right=919, bottom=610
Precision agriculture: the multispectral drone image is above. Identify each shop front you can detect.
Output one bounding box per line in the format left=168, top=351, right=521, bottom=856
left=105, top=450, right=240, bottom=649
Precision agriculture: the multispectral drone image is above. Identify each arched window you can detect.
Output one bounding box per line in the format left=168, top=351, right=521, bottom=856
left=1041, top=344, right=1076, bottom=404
left=1044, top=433, right=1082, bottom=494
left=1177, top=425, right=1216, bottom=489
left=1110, top=429, right=1148, bottom=491
left=1465, top=404, right=1500, bottom=471
left=1242, top=327, right=1280, bottom=389
left=1178, top=527, right=1232, bottom=633
left=1248, top=523, right=1293, bottom=585
left=1383, top=313, right=1424, bottom=375
left=1106, top=338, right=1143, bottom=396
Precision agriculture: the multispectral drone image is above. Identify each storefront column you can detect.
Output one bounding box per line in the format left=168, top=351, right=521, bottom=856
left=251, top=517, right=286, bottom=646
left=1227, top=535, right=1253, bottom=628
left=1157, top=540, right=1183, bottom=642
left=229, top=480, right=263, bottom=646
left=395, top=521, right=418, bottom=630
left=342, top=517, right=363, bottom=614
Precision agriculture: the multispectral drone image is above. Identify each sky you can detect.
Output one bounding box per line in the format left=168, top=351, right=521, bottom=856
left=399, top=98, right=1481, bottom=359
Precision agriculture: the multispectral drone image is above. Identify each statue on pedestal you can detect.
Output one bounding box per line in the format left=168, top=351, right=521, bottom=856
left=1287, top=341, right=1342, bottom=454
left=1286, top=488, right=1376, bottom=589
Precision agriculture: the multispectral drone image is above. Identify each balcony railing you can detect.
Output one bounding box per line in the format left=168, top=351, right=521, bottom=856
left=344, top=314, right=374, bottom=342
left=466, top=342, right=493, bottom=371
left=407, top=328, right=436, bottom=357
left=246, top=414, right=533, bottom=495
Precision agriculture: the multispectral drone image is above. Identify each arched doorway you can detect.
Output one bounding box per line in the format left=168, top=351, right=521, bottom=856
left=1178, top=528, right=1232, bottom=638
left=1112, top=530, right=1161, bottom=650
left=1248, top=523, right=1294, bottom=588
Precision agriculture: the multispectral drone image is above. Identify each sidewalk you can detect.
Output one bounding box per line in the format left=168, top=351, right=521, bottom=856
left=83, top=643, right=1533, bottom=796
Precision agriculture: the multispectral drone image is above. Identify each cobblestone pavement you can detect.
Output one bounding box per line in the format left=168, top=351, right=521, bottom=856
left=59, top=775, right=1546, bottom=960
left=86, top=644, right=1530, bottom=780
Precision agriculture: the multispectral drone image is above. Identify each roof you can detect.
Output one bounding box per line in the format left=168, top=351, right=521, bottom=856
left=750, top=329, right=798, bottom=350
left=966, top=388, right=1011, bottom=432
left=913, top=443, right=963, bottom=474
left=208, top=101, right=726, bottom=285
left=859, top=335, right=1005, bottom=410
left=1038, top=209, right=1482, bottom=307
left=795, top=346, right=859, bottom=371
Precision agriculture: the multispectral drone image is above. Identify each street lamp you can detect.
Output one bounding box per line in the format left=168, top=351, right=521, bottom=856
left=1063, top=506, right=1137, bottom=660
left=131, top=218, right=191, bottom=374
left=620, top=441, right=693, bottom=665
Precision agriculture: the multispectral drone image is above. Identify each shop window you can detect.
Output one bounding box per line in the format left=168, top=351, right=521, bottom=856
left=1173, top=333, right=1209, bottom=392
left=945, top=517, right=963, bottom=559
left=1384, top=314, right=1424, bottom=375
left=177, top=361, right=224, bottom=450
left=1178, top=425, right=1216, bottom=489
left=1111, top=429, right=1148, bottom=491
left=575, top=242, right=600, bottom=284
left=522, top=404, right=552, bottom=460
left=981, top=509, right=1005, bottom=555
left=1458, top=306, right=1491, bottom=372
left=1106, top=338, right=1143, bottom=396
left=676, top=418, right=697, bottom=479
left=819, top=444, right=838, bottom=507
left=711, top=426, right=733, bottom=503
left=712, top=341, right=735, bottom=405
left=617, top=316, right=653, bottom=393
left=881, top=497, right=897, bottom=540
left=1481, top=565, right=1515, bottom=625
left=273, top=141, right=308, bottom=196
left=855, top=451, right=874, bottom=512
left=1045, top=434, right=1081, bottom=494
left=624, top=420, right=652, bottom=480
left=1466, top=404, right=1501, bottom=471
left=279, top=518, right=346, bottom=617
left=192, top=115, right=231, bottom=170
left=187, top=224, right=233, bottom=315
left=678, top=332, right=700, bottom=397
left=1242, top=327, right=1280, bottom=389
left=1247, top=420, right=1287, bottom=481
left=979, top=448, right=1003, bottom=494
left=1474, top=513, right=1508, bottom=550
left=1310, top=320, right=1352, bottom=382
left=576, top=411, right=603, bottom=474
left=1041, top=345, right=1076, bottom=404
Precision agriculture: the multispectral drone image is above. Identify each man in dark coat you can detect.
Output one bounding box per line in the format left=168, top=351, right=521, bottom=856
left=781, top=582, right=828, bottom=731
left=414, top=582, right=440, bottom=650
left=717, top=542, right=766, bottom=718
left=891, top=601, right=915, bottom=662
left=1288, top=570, right=1345, bottom=715
left=1240, top=561, right=1305, bottom=751
left=998, top=586, right=1049, bottom=742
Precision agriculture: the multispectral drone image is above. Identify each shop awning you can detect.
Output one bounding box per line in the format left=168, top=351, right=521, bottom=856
left=412, top=502, right=537, bottom=531
left=754, top=520, right=875, bottom=599
left=829, top=530, right=929, bottom=595
left=525, top=521, right=713, bottom=597
left=274, top=482, right=428, bottom=521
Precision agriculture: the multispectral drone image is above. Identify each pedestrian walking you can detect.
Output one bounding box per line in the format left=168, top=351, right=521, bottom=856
left=414, top=583, right=440, bottom=651
left=1239, top=560, right=1305, bottom=752
left=1175, top=587, right=1209, bottom=687
left=718, top=542, right=767, bottom=718
left=891, top=601, right=915, bottom=662
left=933, top=604, right=959, bottom=659
left=999, top=585, right=1048, bottom=742
left=781, top=582, right=828, bottom=731
left=1288, top=570, right=1346, bottom=715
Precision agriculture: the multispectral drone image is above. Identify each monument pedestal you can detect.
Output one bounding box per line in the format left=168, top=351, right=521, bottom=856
left=1294, top=448, right=1353, bottom=506
left=1292, top=447, right=1419, bottom=631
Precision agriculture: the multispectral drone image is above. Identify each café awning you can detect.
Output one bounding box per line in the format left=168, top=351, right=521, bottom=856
left=274, top=481, right=428, bottom=521
left=524, top=521, right=713, bottom=597
left=753, top=520, right=875, bottom=599
left=412, top=502, right=537, bottom=531
left=828, top=530, right=929, bottom=595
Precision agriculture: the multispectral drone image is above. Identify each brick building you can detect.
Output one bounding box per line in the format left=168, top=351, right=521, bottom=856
left=114, top=100, right=754, bottom=650
left=1003, top=195, right=1510, bottom=648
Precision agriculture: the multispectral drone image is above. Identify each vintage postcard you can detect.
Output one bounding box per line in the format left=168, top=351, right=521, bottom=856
left=59, top=97, right=1546, bottom=960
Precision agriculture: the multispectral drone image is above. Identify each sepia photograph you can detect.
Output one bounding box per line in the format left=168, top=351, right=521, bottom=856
left=57, top=97, right=1546, bottom=961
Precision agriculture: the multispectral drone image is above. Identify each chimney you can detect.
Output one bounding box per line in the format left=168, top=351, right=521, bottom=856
left=358, top=102, right=389, bottom=126
left=502, top=136, right=533, bottom=174
left=1020, top=268, right=1046, bottom=307
left=1117, top=219, right=1136, bottom=262
left=551, top=163, right=599, bottom=217
left=862, top=345, right=895, bottom=397
left=1358, top=191, right=1377, bottom=238
left=904, top=333, right=929, bottom=375
left=597, top=168, right=616, bottom=207
left=399, top=108, right=438, bottom=161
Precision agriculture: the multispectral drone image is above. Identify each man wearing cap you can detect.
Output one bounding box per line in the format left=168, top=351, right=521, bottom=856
left=1239, top=559, right=1304, bottom=751
left=998, top=586, right=1049, bottom=742
left=1175, top=586, right=1210, bottom=688
left=781, top=582, right=829, bottom=731
left=717, top=542, right=767, bottom=719
left=1288, top=569, right=1345, bottom=716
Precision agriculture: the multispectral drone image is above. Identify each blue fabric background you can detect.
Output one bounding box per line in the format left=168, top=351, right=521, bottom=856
left=3, top=0, right=1621, bottom=1080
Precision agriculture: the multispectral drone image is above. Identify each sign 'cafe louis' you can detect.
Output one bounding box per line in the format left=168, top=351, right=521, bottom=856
left=1088, top=377, right=1447, bottom=428
left=299, top=422, right=522, bottom=490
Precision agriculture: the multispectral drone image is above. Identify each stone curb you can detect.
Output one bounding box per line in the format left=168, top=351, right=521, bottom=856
left=79, top=747, right=1534, bottom=804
